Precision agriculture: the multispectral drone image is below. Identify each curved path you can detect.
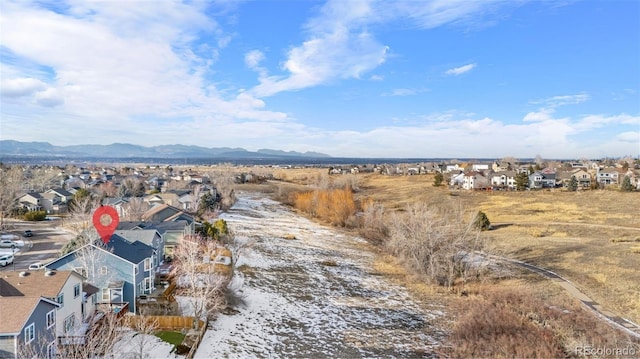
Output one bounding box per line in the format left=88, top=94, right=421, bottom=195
left=486, top=253, right=640, bottom=339
left=494, top=221, right=640, bottom=231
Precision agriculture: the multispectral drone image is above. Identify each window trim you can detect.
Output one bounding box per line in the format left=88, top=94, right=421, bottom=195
left=24, top=323, right=35, bottom=344
left=101, top=288, right=110, bottom=302
left=73, top=283, right=81, bottom=298
left=63, top=314, right=75, bottom=334
left=56, top=293, right=64, bottom=307
left=46, top=310, right=56, bottom=329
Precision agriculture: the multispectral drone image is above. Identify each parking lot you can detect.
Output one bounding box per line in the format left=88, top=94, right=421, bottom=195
left=0, top=218, right=73, bottom=271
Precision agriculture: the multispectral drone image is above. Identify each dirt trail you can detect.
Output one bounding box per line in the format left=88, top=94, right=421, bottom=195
left=487, top=254, right=640, bottom=339
left=195, top=193, right=446, bottom=358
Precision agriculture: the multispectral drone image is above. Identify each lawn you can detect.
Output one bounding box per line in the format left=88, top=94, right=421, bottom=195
left=155, top=330, right=185, bottom=347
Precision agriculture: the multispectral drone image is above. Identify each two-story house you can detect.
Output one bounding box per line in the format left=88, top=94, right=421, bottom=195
left=528, top=171, right=556, bottom=189
left=0, top=270, right=95, bottom=358
left=118, top=220, right=191, bottom=261
left=462, top=172, right=490, bottom=190
left=596, top=167, right=622, bottom=185
left=45, top=235, right=156, bottom=314
left=490, top=171, right=517, bottom=189
left=0, top=296, right=59, bottom=359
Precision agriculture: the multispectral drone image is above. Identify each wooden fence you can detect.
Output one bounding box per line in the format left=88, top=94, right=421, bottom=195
left=124, top=315, right=204, bottom=331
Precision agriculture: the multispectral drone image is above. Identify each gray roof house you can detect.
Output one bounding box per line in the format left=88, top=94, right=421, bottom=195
left=45, top=235, right=158, bottom=314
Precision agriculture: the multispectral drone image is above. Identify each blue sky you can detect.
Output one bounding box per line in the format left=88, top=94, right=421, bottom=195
left=1, top=0, right=638, bottom=158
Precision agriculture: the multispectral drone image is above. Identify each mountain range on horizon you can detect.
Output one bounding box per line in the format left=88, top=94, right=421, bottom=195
left=0, top=140, right=331, bottom=159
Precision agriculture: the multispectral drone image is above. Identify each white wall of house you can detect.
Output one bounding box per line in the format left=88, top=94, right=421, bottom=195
left=53, top=273, right=85, bottom=337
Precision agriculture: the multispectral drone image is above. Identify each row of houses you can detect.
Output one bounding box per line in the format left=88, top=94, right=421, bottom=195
left=0, top=202, right=216, bottom=358
left=17, top=184, right=217, bottom=216
left=449, top=166, right=640, bottom=190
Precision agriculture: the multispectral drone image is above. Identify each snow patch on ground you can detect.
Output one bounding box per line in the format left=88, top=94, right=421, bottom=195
left=111, top=328, right=178, bottom=359
left=194, top=193, right=446, bottom=358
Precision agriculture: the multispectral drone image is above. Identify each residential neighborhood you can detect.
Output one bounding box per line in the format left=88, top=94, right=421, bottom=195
left=0, top=156, right=638, bottom=357
left=0, top=164, right=235, bottom=358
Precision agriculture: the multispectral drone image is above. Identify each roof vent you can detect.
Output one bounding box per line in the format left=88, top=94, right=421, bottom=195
left=45, top=270, right=56, bottom=276
left=19, top=271, right=28, bottom=277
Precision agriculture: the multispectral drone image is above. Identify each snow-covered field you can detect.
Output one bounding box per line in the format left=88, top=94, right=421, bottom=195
left=195, top=193, right=446, bottom=358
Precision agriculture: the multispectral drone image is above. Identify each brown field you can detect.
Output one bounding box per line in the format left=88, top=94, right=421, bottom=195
left=353, top=173, right=640, bottom=324
left=236, top=168, right=640, bottom=354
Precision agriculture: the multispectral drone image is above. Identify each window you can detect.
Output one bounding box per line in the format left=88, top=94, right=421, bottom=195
left=56, top=293, right=64, bottom=307
left=63, top=315, right=75, bottom=334
left=74, top=283, right=81, bottom=298
left=101, top=288, right=110, bottom=302
left=100, top=266, right=108, bottom=275
left=24, top=323, right=35, bottom=344
left=46, top=310, right=56, bottom=329
left=144, top=258, right=151, bottom=271
left=144, top=277, right=152, bottom=293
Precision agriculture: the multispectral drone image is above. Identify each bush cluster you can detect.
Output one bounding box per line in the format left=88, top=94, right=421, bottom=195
left=293, top=187, right=357, bottom=227
left=24, top=210, right=46, bottom=221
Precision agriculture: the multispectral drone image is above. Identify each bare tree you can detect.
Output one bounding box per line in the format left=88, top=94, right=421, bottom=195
left=0, top=165, right=23, bottom=230
left=65, top=195, right=100, bottom=236
left=27, top=166, right=60, bottom=192
left=207, top=169, right=237, bottom=210
left=171, top=238, right=229, bottom=328
left=358, top=201, right=388, bottom=244
left=121, top=198, right=149, bottom=221
left=19, top=310, right=126, bottom=359
left=386, top=202, right=485, bottom=287
left=116, top=316, right=159, bottom=359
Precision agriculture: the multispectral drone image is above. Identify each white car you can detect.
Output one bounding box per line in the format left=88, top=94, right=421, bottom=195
left=0, top=239, right=17, bottom=248
left=28, top=263, right=46, bottom=271
left=0, top=254, right=14, bottom=266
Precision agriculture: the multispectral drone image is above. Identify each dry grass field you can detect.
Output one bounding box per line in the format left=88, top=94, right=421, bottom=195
left=354, top=172, right=640, bottom=325
left=239, top=168, right=640, bottom=326
left=237, top=168, right=640, bottom=354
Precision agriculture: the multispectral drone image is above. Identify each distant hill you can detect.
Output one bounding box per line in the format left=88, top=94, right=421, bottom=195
left=0, top=140, right=331, bottom=159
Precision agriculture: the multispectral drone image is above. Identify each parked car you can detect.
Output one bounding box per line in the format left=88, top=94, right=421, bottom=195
left=0, top=254, right=14, bottom=266
left=28, top=262, right=45, bottom=271
left=0, top=239, right=17, bottom=248
left=23, top=230, right=33, bottom=237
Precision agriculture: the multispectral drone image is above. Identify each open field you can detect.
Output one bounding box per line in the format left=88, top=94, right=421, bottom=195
left=355, top=173, right=640, bottom=326
left=253, top=169, right=640, bottom=325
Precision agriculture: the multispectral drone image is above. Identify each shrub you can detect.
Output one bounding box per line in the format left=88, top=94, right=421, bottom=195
left=386, top=203, right=485, bottom=287
left=24, top=210, right=46, bottom=221
left=473, top=211, right=491, bottom=231
left=292, top=187, right=357, bottom=227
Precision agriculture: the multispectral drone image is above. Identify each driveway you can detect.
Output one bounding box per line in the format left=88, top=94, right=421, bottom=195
left=0, top=219, right=73, bottom=272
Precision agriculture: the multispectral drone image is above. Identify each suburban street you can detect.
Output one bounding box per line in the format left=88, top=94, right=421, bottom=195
left=0, top=219, right=73, bottom=272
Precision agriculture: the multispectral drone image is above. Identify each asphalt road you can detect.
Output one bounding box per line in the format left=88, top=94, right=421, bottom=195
left=0, top=219, right=73, bottom=272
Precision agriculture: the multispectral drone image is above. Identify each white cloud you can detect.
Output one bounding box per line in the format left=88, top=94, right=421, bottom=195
left=523, top=108, right=555, bottom=122
left=384, top=88, right=416, bottom=96
left=34, top=88, right=64, bottom=107
left=0, top=1, right=288, bottom=131
left=530, top=93, right=590, bottom=107
left=616, top=131, right=640, bottom=143
left=250, top=0, right=511, bottom=97
left=444, top=63, right=476, bottom=76
left=245, top=50, right=265, bottom=70
left=0, top=78, right=46, bottom=97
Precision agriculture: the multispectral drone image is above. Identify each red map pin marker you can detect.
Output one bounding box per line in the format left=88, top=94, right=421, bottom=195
left=92, top=205, right=119, bottom=244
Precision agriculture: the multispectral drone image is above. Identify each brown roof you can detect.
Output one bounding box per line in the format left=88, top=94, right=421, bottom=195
left=0, top=296, right=57, bottom=334
left=0, top=270, right=79, bottom=299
